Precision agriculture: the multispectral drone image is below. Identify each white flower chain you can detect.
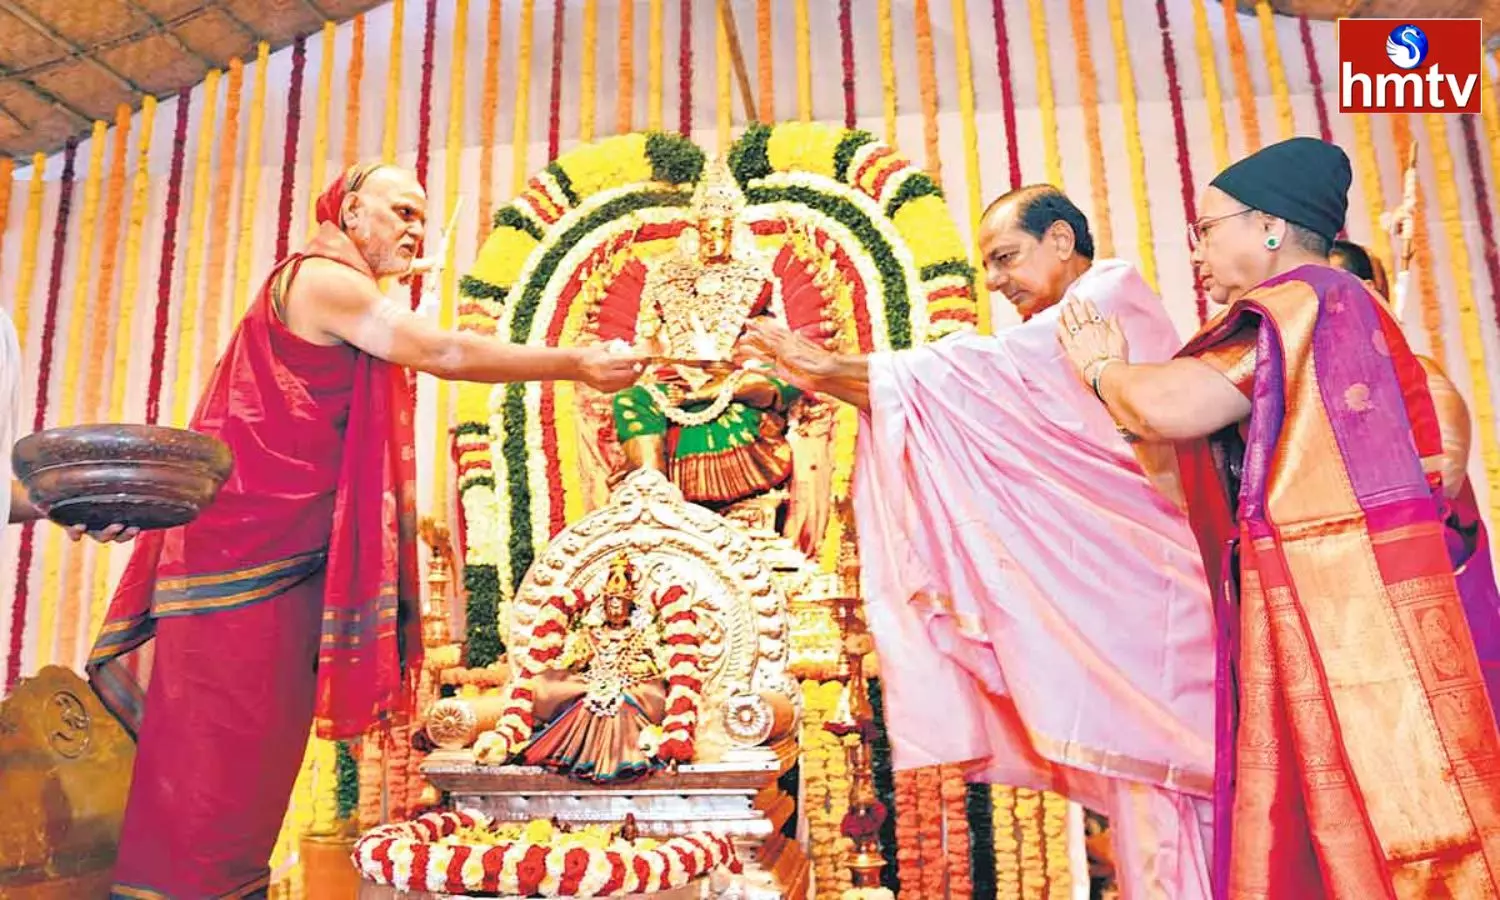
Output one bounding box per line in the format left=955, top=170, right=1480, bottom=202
left=641, top=368, right=752, bottom=428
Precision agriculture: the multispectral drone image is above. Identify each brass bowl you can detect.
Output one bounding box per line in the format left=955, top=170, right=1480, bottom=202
left=12, top=424, right=234, bottom=531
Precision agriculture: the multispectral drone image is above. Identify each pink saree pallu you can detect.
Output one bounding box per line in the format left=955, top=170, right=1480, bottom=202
left=1179, top=265, right=1500, bottom=900
left=855, top=260, right=1217, bottom=900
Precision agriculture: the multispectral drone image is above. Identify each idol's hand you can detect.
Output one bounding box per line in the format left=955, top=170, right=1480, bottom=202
left=1057, top=297, right=1128, bottom=383
left=66, top=522, right=140, bottom=544
left=577, top=344, right=646, bottom=394
left=742, top=320, right=831, bottom=393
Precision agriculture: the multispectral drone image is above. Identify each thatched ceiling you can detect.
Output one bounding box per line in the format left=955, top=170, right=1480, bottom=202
left=1252, top=1, right=1500, bottom=40
left=2, top=1, right=1496, bottom=161
left=0, top=0, right=387, bottom=160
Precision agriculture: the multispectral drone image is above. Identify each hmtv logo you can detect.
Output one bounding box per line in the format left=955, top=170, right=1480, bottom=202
left=1338, top=19, right=1482, bottom=113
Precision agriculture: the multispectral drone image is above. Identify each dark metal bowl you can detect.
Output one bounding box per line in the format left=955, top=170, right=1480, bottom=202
left=12, top=424, right=234, bottom=531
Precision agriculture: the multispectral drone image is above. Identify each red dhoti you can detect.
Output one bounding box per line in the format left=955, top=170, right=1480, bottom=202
left=88, top=221, right=420, bottom=899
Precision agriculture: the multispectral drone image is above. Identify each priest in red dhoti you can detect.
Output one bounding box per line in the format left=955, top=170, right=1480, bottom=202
left=88, top=164, right=643, bottom=899
left=1060, top=137, right=1500, bottom=898
left=748, top=186, right=1217, bottom=899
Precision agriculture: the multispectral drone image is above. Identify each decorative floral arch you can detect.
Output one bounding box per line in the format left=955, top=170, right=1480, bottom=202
left=454, top=123, right=978, bottom=661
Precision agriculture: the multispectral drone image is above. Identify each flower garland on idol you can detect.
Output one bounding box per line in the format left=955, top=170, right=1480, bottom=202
left=353, top=810, right=742, bottom=896
left=452, top=123, right=978, bottom=665
left=475, top=585, right=702, bottom=764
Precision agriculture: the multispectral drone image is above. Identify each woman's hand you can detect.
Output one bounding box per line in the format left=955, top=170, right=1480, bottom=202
left=1056, top=297, right=1129, bottom=386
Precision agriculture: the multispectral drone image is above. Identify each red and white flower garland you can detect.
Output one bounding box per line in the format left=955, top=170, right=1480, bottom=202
left=353, top=810, right=742, bottom=896
left=477, top=585, right=702, bottom=763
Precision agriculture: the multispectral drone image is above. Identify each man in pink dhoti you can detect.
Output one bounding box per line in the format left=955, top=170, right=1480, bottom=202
left=747, top=186, right=1216, bottom=899
left=89, top=163, right=643, bottom=899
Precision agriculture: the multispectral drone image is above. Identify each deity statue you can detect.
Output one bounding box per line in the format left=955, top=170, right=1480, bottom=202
left=612, top=159, right=806, bottom=517
left=516, top=552, right=673, bottom=783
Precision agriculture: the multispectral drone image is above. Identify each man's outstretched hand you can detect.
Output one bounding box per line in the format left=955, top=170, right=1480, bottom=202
left=740, top=320, right=832, bottom=393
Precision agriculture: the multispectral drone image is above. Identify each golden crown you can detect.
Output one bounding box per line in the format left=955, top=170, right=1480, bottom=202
left=690, top=156, right=746, bottom=221
left=602, top=551, right=639, bottom=596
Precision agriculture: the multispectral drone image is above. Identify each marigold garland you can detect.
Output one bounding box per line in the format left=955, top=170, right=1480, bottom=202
left=1484, top=56, right=1500, bottom=237
left=146, top=90, right=192, bottom=426
left=1390, top=114, right=1443, bottom=365
left=23, top=139, right=78, bottom=679
left=942, top=765, right=974, bottom=900
left=647, top=0, right=665, bottom=131
left=477, top=0, right=503, bottom=243
left=1425, top=114, right=1500, bottom=543
left=512, top=0, right=538, bottom=193
left=1349, top=113, right=1391, bottom=270
left=172, top=68, right=222, bottom=427
left=1154, top=0, right=1204, bottom=322
left=109, top=95, right=155, bottom=425
left=1254, top=1, right=1295, bottom=141
left=1191, top=0, right=1229, bottom=173
left=794, top=0, right=812, bottom=122
left=580, top=0, right=599, bottom=141
left=548, top=0, right=566, bottom=159
left=677, top=0, right=692, bottom=138
left=757, top=0, right=775, bottom=123
left=307, top=23, right=336, bottom=235
left=1221, top=0, right=1260, bottom=152
left=345, top=14, right=366, bottom=167
left=877, top=0, right=897, bottom=146
left=915, top=767, right=945, bottom=896
left=802, top=680, right=853, bottom=894
left=838, top=0, right=855, bottom=128
left=989, top=0, right=1021, bottom=190
left=1025, top=0, right=1060, bottom=189
left=1068, top=0, right=1112, bottom=259
left=894, top=769, right=922, bottom=894
left=233, top=43, right=270, bottom=322
left=44, top=122, right=107, bottom=670
left=1297, top=15, right=1332, bottom=144
left=717, top=0, right=732, bottom=153
left=949, top=0, right=990, bottom=332
left=434, top=0, right=471, bottom=509
left=272, top=41, right=306, bottom=268
left=409, top=0, right=438, bottom=313
left=616, top=0, right=635, bottom=133
left=914, top=0, right=941, bottom=182
left=382, top=0, right=405, bottom=162
left=4, top=152, right=46, bottom=692
left=0, top=157, right=12, bottom=283
left=1459, top=115, right=1500, bottom=342
left=1105, top=0, right=1156, bottom=289
left=197, top=60, right=244, bottom=389
left=992, top=785, right=1020, bottom=900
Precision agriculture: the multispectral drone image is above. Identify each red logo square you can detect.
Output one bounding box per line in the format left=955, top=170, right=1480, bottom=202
left=1337, top=19, right=1482, bottom=114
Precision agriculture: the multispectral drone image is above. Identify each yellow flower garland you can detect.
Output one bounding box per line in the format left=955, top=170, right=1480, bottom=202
left=434, top=0, right=470, bottom=511
left=757, top=0, right=774, bottom=123
left=1349, top=114, right=1392, bottom=274
left=43, top=120, right=108, bottom=670
left=616, top=0, right=635, bottom=133
left=172, top=69, right=221, bottom=428
left=802, top=680, right=853, bottom=894
left=198, top=60, right=244, bottom=390
left=1191, top=0, right=1229, bottom=173
left=1067, top=0, right=1112, bottom=259
left=1105, top=0, right=1156, bottom=289
left=11, top=152, right=47, bottom=348
left=580, top=0, right=599, bottom=141
left=234, top=44, right=270, bottom=322
left=308, top=22, right=336, bottom=235
left=1390, top=114, right=1444, bottom=367
left=1254, top=1, right=1295, bottom=141
left=716, top=1, right=732, bottom=154
left=513, top=0, right=537, bottom=193
left=344, top=14, right=366, bottom=168
left=382, top=0, right=405, bottom=162
left=877, top=0, right=897, bottom=146
left=647, top=0, right=664, bottom=131
left=949, top=0, right=990, bottom=332
left=478, top=0, right=503, bottom=241
left=0, top=158, right=11, bottom=280
left=795, top=0, right=812, bottom=122
left=1042, top=793, right=1072, bottom=898
left=1027, top=0, right=1061, bottom=189
left=1424, top=114, right=1500, bottom=541
left=992, top=785, right=1021, bottom=899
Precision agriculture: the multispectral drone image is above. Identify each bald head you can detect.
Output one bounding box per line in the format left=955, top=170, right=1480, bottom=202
left=340, top=165, right=427, bottom=278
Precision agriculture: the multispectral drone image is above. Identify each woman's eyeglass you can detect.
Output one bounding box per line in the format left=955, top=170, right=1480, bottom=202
left=1188, top=208, right=1254, bottom=248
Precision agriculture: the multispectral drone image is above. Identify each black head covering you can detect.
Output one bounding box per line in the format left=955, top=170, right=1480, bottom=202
left=1208, top=137, right=1351, bottom=242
